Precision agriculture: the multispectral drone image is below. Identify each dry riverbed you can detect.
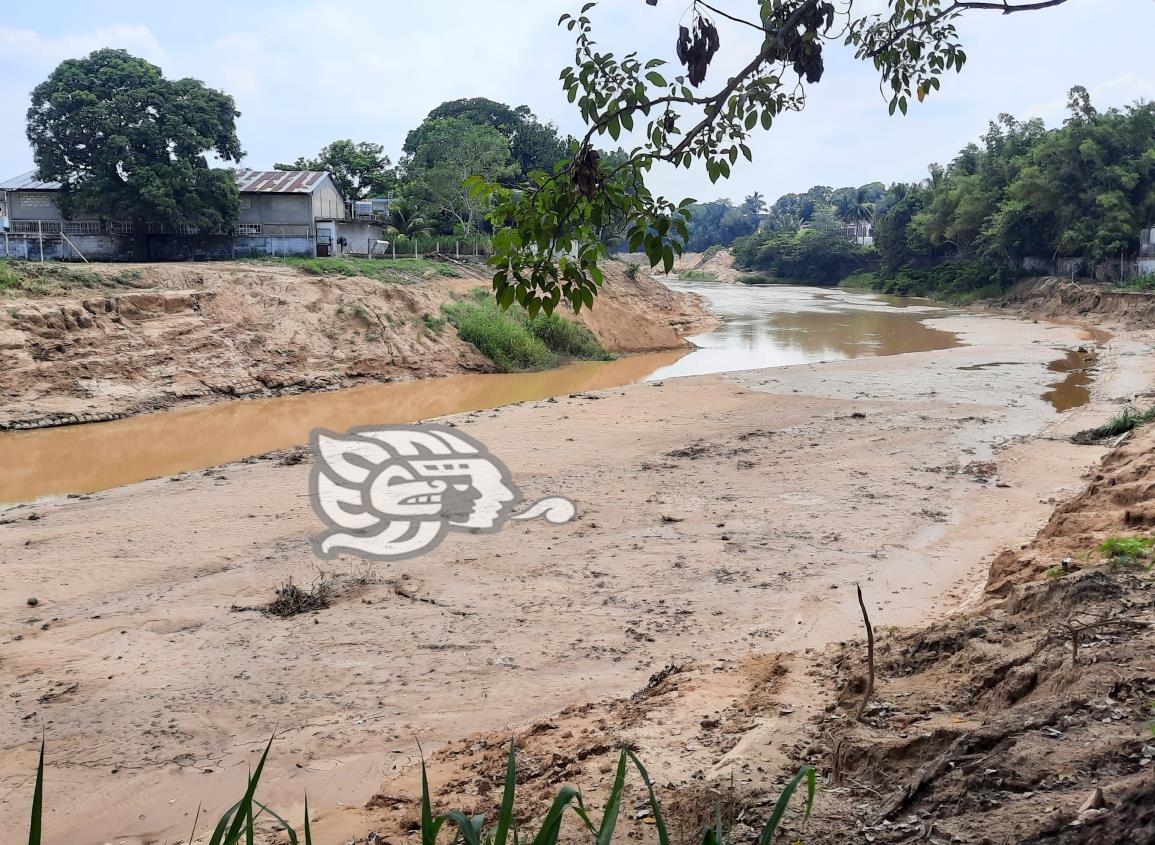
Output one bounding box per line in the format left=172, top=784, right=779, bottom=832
left=2, top=303, right=1150, bottom=844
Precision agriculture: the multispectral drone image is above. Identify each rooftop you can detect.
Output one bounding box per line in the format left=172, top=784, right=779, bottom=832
left=0, top=169, right=334, bottom=195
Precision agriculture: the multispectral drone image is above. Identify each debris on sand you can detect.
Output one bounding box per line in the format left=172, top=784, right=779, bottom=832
left=232, top=577, right=333, bottom=618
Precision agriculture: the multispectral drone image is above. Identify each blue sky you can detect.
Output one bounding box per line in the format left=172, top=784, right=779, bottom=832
left=1, top=1, right=1151, bottom=204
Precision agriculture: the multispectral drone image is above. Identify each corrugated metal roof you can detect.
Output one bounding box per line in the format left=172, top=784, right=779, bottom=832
left=0, top=171, right=62, bottom=191
left=234, top=169, right=329, bottom=194
left=0, top=169, right=333, bottom=195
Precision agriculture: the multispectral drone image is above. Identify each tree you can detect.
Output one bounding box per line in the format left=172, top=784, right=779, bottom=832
left=473, top=0, right=1074, bottom=315
left=404, top=118, right=520, bottom=237
left=404, top=98, right=572, bottom=177
left=741, top=192, right=767, bottom=217
left=276, top=140, right=396, bottom=200
left=384, top=198, right=431, bottom=239
left=26, top=48, right=243, bottom=236
left=683, top=198, right=758, bottom=250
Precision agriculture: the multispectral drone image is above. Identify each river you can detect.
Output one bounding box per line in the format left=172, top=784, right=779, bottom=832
left=0, top=281, right=1091, bottom=503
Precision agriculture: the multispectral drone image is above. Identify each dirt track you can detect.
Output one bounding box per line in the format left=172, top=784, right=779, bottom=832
left=2, top=297, right=1149, bottom=844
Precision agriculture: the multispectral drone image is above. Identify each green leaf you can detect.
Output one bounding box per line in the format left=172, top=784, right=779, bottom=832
left=494, top=740, right=517, bottom=845
left=645, top=72, right=667, bottom=87
left=624, top=751, right=670, bottom=845
left=596, top=750, right=628, bottom=845
left=757, top=766, right=816, bottom=845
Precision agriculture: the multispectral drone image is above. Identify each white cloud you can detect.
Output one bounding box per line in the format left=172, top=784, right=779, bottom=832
left=0, top=25, right=166, bottom=68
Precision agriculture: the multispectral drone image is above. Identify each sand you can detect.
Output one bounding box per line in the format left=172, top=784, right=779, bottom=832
left=1, top=307, right=1151, bottom=844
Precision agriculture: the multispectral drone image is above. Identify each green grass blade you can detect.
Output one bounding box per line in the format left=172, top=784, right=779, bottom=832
left=208, top=801, right=241, bottom=845
left=27, top=739, right=44, bottom=845
left=303, top=793, right=313, bottom=845
left=758, top=766, right=816, bottom=845
left=529, top=785, right=583, bottom=845
left=245, top=799, right=255, bottom=845
left=418, top=752, right=448, bottom=845
left=596, top=750, right=628, bottom=845
left=444, top=810, right=485, bottom=845
left=624, top=749, right=670, bottom=845
left=254, top=800, right=298, bottom=845
left=222, top=736, right=275, bottom=845
left=494, top=739, right=517, bottom=845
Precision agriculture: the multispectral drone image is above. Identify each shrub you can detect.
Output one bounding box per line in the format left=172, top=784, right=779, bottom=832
left=1097, top=536, right=1155, bottom=571
left=1114, top=273, right=1155, bottom=292
left=443, top=293, right=556, bottom=371
left=678, top=269, right=718, bottom=282
left=443, top=290, right=610, bottom=371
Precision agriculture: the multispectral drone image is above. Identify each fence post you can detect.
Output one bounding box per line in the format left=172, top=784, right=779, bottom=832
left=415, top=239, right=418, bottom=258
left=38, top=221, right=44, bottom=262
left=392, top=240, right=396, bottom=260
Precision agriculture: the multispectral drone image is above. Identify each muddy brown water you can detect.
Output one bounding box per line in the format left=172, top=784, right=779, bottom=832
left=0, top=283, right=1095, bottom=503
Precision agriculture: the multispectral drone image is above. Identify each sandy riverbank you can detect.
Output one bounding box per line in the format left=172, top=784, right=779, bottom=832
left=2, top=302, right=1150, bottom=844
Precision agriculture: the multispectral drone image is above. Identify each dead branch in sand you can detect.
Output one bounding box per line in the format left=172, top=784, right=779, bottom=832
left=855, top=583, right=875, bottom=722
left=1063, top=613, right=1149, bottom=666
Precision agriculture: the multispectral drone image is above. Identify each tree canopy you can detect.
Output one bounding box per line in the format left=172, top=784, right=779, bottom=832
left=403, top=98, right=572, bottom=177
left=472, top=0, right=1076, bottom=314
left=403, top=118, right=521, bottom=238
left=26, top=48, right=243, bottom=233
left=276, top=139, right=396, bottom=200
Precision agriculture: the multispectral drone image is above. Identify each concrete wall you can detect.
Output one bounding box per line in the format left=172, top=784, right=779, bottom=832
left=1, top=233, right=316, bottom=261
left=8, top=190, right=64, bottom=222
left=238, top=193, right=313, bottom=226
left=335, top=220, right=387, bottom=256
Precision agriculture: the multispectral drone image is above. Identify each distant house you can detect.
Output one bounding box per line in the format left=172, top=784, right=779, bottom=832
left=0, top=168, right=385, bottom=261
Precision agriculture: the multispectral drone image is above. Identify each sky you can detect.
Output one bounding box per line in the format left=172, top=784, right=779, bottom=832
left=1, top=0, right=1152, bottom=204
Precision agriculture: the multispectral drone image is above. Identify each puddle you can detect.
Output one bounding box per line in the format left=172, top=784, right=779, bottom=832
left=1043, top=347, right=1099, bottom=412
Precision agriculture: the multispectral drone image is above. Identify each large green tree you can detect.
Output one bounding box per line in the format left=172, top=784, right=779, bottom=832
left=276, top=139, right=396, bottom=200
left=26, top=48, right=243, bottom=234
left=404, top=98, right=572, bottom=177
left=403, top=118, right=520, bottom=237
left=470, top=0, right=1075, bottom=315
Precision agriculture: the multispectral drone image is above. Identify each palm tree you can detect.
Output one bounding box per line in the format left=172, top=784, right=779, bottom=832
left=385, top=199, right=432, bottom=239
left=742, top=191, right=767, bottom=218
left=835, top=187, right=875, bottom=243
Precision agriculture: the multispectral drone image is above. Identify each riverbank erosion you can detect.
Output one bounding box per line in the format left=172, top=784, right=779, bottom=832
left=0, top=258, right=712, bottom=426
left=1, top=301, right=1150, bottom=843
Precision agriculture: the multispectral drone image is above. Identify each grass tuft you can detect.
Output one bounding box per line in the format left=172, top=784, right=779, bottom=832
left=1073, top=403, right=1155, bottom=443
left=443, top=290, right=611, bottom=372
left=678, top=269, right=718, bottom=282
left=245, top=256, right=462, bottom=284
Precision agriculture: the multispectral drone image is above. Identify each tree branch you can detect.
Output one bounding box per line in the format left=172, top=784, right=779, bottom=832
left=868, top=0, right=1072, bottom=56
left=697, top=1, right=767, bottom=32
left=855, top=582, right=876, bottom=723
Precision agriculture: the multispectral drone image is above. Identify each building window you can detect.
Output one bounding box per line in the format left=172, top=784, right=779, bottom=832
left=240, top=198, right=253, bottom=210
left=236, top=223, right=262, bottom=236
